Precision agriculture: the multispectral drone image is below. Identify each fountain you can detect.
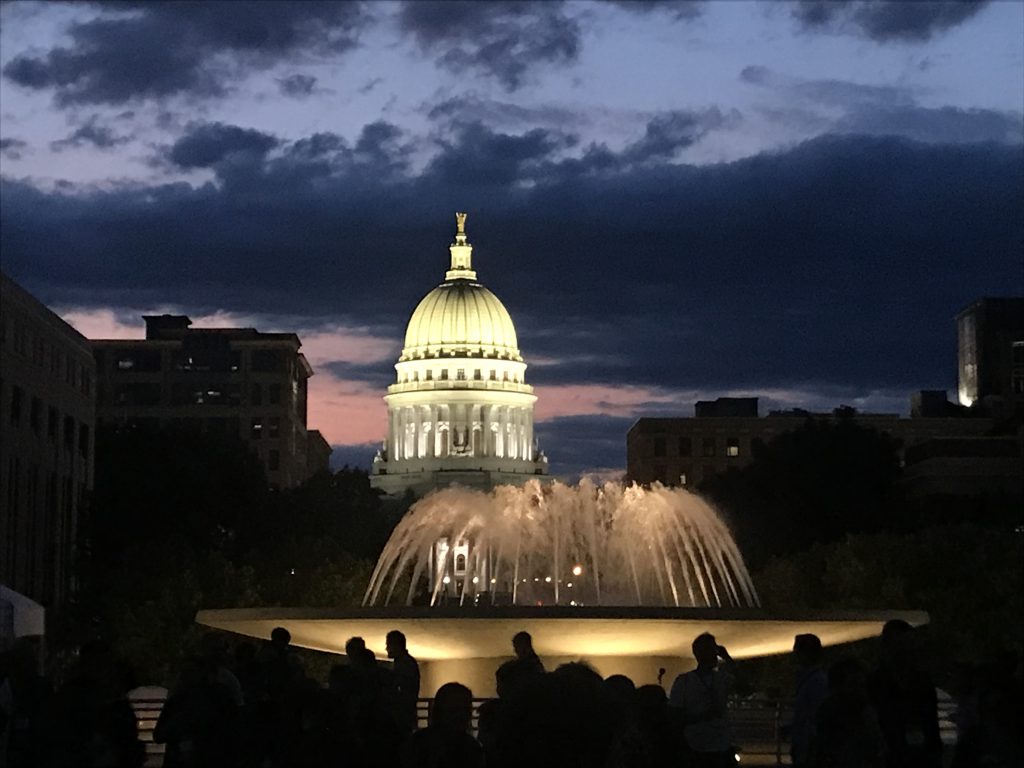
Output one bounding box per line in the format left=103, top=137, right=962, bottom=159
left=364, top=480, right=759, bottom=609
left=197, top=480, right=926, bottom=696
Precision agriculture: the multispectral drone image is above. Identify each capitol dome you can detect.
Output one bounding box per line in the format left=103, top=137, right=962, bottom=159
left=371, top=212, right=548, bottom=497
left=401, top=280, right=522, bottom=362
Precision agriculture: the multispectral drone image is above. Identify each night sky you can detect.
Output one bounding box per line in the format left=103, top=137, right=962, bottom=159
left=1, top=1, right=1022, bottom=478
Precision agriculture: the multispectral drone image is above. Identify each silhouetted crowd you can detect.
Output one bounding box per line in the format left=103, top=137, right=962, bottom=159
left=1, top=621, right=1021, bottom=767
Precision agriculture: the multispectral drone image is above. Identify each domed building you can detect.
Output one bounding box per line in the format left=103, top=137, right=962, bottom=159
left=371, top=213, right=548, bottom=496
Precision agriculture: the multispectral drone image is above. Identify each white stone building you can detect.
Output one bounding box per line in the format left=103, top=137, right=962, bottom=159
left=371, top=214, right=548, bottom=496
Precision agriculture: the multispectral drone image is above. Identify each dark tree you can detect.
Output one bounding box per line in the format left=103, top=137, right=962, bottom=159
left=702, top=415, right=902, bottom=566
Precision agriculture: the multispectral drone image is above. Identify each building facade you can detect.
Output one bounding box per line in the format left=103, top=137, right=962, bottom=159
left=627, top=397, right=996, bottom=488
left=92, top=315, right=326, bottom=488
left=371, top=213, right=548, bottom=496
left=1, top=273, right=95, bottom=610
left=956, top=297, right=1024, bottom=416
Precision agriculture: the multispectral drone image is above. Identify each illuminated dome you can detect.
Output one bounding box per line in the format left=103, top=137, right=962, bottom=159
left=371, top=212, right=548, bottom=497
left=401, top=281, right=521, bottom=362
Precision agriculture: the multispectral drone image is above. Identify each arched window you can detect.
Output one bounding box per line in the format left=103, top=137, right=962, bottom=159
left=455, top=554, right=467, bottom=573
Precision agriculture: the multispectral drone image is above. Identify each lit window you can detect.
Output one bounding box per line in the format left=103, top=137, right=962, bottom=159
left=726, top=438, right=739, bottom=457
left=251, top=417, right=263, bottom=439
left=679, top=472, right=688, bottom=486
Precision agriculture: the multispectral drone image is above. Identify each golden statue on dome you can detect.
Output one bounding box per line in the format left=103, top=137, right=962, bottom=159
left=455, top=211, right=467, bottom=235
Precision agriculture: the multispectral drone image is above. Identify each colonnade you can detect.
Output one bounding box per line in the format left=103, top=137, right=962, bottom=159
left=389, top=403, right=534, bottom=461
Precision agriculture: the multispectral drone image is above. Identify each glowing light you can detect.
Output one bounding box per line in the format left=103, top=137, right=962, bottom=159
left=490, top=578, right=496, bottom=584
left=572, top=565, right=583, bottom=576
left=472, top=576, right=479, bottom=584
left=442, top=576, right=451, bottom=584
left=567, top=582, right=573, bottom=588
left=544, top=576, right=552, bottom=583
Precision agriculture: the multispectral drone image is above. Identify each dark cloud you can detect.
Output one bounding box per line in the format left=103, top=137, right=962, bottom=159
left=3, top=2, right=368, bottom=106
left=168, top=122, right=280, bottom=169
left=836, top=105, right=1023, bottom=145
left=3, top=127, right=1021, bottom=412
left=50, top=116, right=131, bottom=151
left=621, top=108, right=732, bottom=162
left=743, top=65, right=1023, bottom=146
left=793, top=1, right=989, bottom=42
left=606, top=1, right=705, bottom=20
left=0, top=137, right=28, bottom=159
left=277, top=73, right=318, bottom=97
left=399, top=0, right=581, bottom=90
left=425, top=121, right=576, bottom=186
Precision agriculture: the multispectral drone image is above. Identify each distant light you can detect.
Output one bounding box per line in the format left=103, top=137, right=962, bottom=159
left=442, top=576, right=451, bottom=584
left=490, top=578, right=497, bottom=584
left=534, top=577, right=539, bottom=582
left=566, top=582, right=573, bottom=588
left=572, top=565, right=583, bottom=576
left=472, top=576, right=479, bottom=584
left=289, top=568, right=295, bottom=576
left=544, top=576, right=552, bottom=583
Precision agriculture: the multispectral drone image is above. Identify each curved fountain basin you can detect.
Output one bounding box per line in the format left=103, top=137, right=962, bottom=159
left=196, top=606, right=927, bottom=696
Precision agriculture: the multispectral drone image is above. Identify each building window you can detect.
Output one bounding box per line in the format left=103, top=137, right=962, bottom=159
left=251, top=417, right=263, bottom=439
left=456, top=369, right=466, bottom=381
left=490, top=370, right=497, bottom=381
left=726, top=438, right=740, bottom=457
left=474, top=369, right=482, bottom=380
left=269, top=384, right=281, bottom=404
left=679, top=468, right=690, bottom=486
left=268, top=417, right=280, bottom=439
left=440, top=369, right=448, bottom=380
left=63, top=416, right=75, bottom=451
left=251, top=384, right=262, bottom=405
left=503, top=371, right=509, bottom=381
left=678, top=437, right=692, bottom=457
left=47, top=407, right=58, bottom=441
left=268, top=449, right=280, bottom=471
left=426, top=370, right=433, bottom=381
left=79, top=424, right=90, bottom=457
left=653, top=437, right=666, bottom=457
left=9, top=385, right=23, bottom=426
left=455, top=553, right=467, bottom=573
left=1013, top=341, right=1024, bottom=395
left=30, top=397, right=42, bottom=433
left=702, top=437, right=716, bottom=457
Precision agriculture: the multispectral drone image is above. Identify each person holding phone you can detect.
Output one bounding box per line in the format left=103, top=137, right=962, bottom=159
left=668, top=632, right=736, bottom=768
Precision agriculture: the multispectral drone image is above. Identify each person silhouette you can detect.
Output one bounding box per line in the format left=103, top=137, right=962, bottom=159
left=668, top=632, right=735, bottom=768
left=511, top=632, right=544, bottom=675
left=386, top=630, right=420, bottom=734
left=788, top=633, right=828, bottom=768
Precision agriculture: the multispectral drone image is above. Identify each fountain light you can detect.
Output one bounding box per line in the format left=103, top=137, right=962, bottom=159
left=572, top=565, right=583, bottom=576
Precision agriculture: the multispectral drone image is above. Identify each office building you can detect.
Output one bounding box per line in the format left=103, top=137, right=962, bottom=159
left=92, top=315, right=326, bottom=487
left=1, top=272, right=95, bottom=610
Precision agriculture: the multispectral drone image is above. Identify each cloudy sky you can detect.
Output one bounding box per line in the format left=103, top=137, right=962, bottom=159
left=1, top=1, right=1022, bottom=477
